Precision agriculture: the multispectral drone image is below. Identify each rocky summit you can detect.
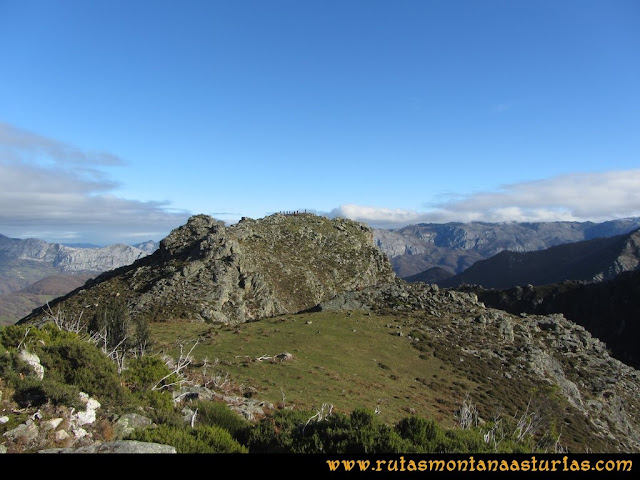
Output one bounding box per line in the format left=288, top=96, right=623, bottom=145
left=21, top=213, right=395, bottom=326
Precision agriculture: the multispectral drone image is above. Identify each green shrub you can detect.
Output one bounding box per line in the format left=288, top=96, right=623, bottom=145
left=13, top=377, right=82, bottom=408
left=35, top=336, right=132, bottom=407
left=89, top=297, right=130, bottom=350
left=191, top=400, right=249, bottom=440
left=396, top=416, right=441, bottom=452
left=0, top=323, right=134, bottom=410
left=0, top=323, right=61, bottom=351
left=128, top=424, right=247, bottom=453
left=122, top=355, right=175, bottom=392
left=247, top=407, right=413, bottom=454
left=246, top=409, right=312, bottom=453
left=438, top=428, right=491, bottom=453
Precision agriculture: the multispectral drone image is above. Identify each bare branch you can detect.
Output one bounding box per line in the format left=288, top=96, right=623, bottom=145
left=152, top=341, right=199, bottom=391
left=456, top=393, right=479, bottom=430
left=44, top=302, right=85, bottom=334
left=304, top=403, right=334, bottom=431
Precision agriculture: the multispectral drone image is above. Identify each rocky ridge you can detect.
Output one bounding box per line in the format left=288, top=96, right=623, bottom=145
left=20, top=213, right=395, bottom=326
left=460, top=269, right=640, bottom=369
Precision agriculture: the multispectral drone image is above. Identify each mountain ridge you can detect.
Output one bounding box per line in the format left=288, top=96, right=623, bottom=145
left=437, top=228, right=640, bottom=289
left=374, top=217, right=640, bottom=278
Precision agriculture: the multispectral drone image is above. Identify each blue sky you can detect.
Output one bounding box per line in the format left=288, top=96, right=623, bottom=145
left=1, top=0, right=639, bottom=245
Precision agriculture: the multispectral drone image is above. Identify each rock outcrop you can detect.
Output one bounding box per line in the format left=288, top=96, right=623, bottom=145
left=40, top=440, right=176, bottom=454
left=20, top=213, right=395, bottom=326
left=461, top=269, right=640, bottom=369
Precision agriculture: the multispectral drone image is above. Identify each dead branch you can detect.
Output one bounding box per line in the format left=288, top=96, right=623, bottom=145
left=152, top=341, right=199, bottom=391
left=304, top=403, right=334, bottom=431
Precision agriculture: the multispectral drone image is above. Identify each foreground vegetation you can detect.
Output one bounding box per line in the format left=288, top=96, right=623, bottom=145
left=0, top=300, right=570, bottom=454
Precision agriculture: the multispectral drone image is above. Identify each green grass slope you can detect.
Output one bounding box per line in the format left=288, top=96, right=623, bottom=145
left=150, top=304, right=633, bottom=453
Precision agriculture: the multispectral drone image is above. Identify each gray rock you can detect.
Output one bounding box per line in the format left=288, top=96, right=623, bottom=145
left=39, top=440, right=177, bottom=454
left=3, top=421, right=39, bottom=444
left=113, top=413, right=154, bottom=439
left=17, top=350, right=44, bottom=380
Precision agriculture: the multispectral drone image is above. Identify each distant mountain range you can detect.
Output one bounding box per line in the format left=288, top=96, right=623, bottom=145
left=4, top=216, right=640, bottom=326
left=0, top=234, right=158, bottom=277
left=374, top=217, right=640, bottom=279
left=0, top=234, right=159, bottom=324
left=436, top=228, right=640, bottom=289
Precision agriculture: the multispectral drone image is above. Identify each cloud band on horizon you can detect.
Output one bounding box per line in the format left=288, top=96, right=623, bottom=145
left=330, top=169, right=640, bottom=228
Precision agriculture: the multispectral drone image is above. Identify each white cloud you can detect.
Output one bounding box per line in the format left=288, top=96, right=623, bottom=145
left=0, top=121, right=123, bottom=167
left=329, top=205, right=424, bottom=228
left=330, top=169, right=640, bottom=228
left=0, top=122, right=190, bottom=244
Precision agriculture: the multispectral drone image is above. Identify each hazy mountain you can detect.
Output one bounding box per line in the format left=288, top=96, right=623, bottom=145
left=374, top=218, right=640, bottom=279
left=0, top=234, right=158, bottom=324
left=0, top=273, right=94, bottom=326
left=403, top=266, right=455, bottom=284
left=132, top=240, right=160, bottom=253
left=0, top=234, right=153, bottom=278
left=437, top=229, right=640, bottom=289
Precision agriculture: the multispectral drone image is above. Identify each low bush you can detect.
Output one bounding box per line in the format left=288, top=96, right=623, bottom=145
left=128, top=424, right=247, bottom=453
left=191, top=400, right=250, bottom=441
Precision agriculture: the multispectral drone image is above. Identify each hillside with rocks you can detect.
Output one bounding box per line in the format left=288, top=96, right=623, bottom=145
left=0, top=274, right=94, bottom=326
left=374, top=218, right=640, bottom=279
left=20, top=213, right=395, bottom=326
left=458, top=269, right=640, bottom=370
left=312, top=279, right=640, bottom=452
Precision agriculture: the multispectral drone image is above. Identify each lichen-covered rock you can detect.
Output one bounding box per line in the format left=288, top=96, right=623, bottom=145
left=39, top=440, right=176, bottom=454
left=21, top=213, right=395, bottom=326
left=112, top=413, right=154, bottom=440
left=18, top=350, right=44, bottom=380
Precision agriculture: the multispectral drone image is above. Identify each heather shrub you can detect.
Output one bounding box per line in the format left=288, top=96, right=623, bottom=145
left=128, top=424, right=247, bottom=453
left=13, top=377, right=82, bottom=408
left=0, top=323, right=135, bottom=410
left=122, top=355, right=176, bottom=392
left=191, top=400, right=249, bottom=441
left=247, top=407, right=412, bottom=453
